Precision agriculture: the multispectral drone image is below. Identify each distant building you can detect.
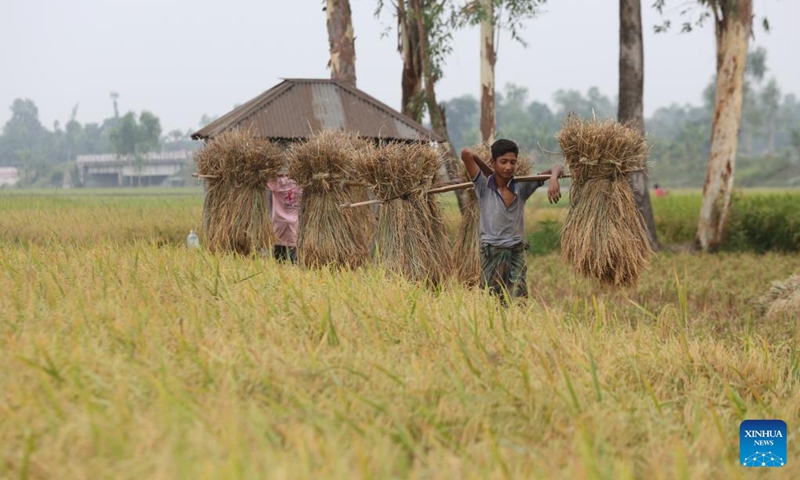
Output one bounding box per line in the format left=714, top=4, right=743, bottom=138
left=0, top=167, right=20, bottom=187
left=76, top=150, right=192, bottom=187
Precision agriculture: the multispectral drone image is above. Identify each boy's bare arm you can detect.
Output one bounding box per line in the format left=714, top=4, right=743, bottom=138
left=473, top=154, right=494, bottom=177
left=537, top=164, right=565, bottom=204
left=460, top=148, right=482, bottom=180
left=536, top=164, right=565, bottom=177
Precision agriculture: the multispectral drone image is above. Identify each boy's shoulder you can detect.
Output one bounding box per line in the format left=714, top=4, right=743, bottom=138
left=473, top=171, right=489, bottom=189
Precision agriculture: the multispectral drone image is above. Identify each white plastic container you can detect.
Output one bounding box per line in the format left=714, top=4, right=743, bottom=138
left=186, top=230, right=200, bottom=249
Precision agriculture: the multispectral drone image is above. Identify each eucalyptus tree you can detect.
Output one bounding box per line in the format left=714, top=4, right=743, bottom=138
left=619, top=0, right=658, bottom=250
left=655, top=0, right=756, bottom=251
left=326, top=0, right=357, bottom=86
left=455, top=0, right=545, bottom=143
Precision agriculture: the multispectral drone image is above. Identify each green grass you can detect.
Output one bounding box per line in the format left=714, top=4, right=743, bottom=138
left=1, top=188, right=799, bottom=479
left=522, top=188, right=800, bottom=253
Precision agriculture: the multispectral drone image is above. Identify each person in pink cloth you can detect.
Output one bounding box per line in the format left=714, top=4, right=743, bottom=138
left=266, top=175, right=303, bottom=263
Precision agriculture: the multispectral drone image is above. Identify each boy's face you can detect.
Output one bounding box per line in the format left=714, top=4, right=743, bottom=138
left=491, top=152, right=518, bottom=180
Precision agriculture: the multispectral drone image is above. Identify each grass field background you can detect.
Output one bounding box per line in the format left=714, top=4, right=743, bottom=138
left=1, top=187, right=799, bottom=479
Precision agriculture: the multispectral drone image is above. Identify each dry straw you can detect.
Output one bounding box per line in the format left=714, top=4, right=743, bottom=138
left=356, top=142, right=452, bottom=286
left=453, top=145, right=533, bottom=286
left=557, top=115, right=652, bottom=287
left=757, top=274, right=800, bottom=319
left=194, top=129, right=283, bottom=255
left=288, top=130, right=374, bottom=269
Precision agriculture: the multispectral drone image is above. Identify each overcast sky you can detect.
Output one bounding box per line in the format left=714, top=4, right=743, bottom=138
left=2, top=0, right=798, bottom=134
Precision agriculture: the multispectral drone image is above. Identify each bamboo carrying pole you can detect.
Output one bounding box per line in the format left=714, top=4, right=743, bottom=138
left=340, top=174, right=571, bottom=208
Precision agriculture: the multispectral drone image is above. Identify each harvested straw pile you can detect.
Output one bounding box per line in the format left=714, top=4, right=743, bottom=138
left=557, top=116, right=652, bottom=287
left=758, top=274, right=800, bottom=319
left=288, top=130, right=374, bottom=269
left=453, top=163, right=482, bottom=286
left=195, top=129, right=283, bottom=255
left=453, top=145, right=533, bottom=286
left=356, top=142, right=452, bottom=286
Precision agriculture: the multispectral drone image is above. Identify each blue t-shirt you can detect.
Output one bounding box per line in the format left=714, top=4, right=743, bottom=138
left=473, top=172, right=543, bottom=248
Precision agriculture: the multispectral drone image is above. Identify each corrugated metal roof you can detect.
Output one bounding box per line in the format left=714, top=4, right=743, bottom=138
left=191, top=79, right=443, bottom=143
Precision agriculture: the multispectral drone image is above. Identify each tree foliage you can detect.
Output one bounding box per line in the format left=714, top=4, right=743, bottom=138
left=453, top=0, right=546, bottom=47
left=442, top=73, right=800, bottom=185
left=109, top=110, right=161, bottom=158
left=0, top=97, right=174, bottom=186
left=652, top=0, right=768, bottom=34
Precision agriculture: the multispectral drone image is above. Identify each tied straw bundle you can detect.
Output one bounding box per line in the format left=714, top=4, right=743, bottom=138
left=356, top=142, right=452, bottom=286
left=557, top=115, right=652, bottom=287
left=453, top=145, right=532, bottom=286
left=194, top=129, right=282, bottom=255
left=288, top=130, right=374, bottom=269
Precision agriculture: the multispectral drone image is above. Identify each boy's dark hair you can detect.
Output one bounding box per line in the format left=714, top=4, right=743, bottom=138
left=491, top=139, right=519, bottom=161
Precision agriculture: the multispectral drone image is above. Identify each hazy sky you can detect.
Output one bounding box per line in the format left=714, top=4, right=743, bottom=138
left=2, top=0, right=798, bottom=134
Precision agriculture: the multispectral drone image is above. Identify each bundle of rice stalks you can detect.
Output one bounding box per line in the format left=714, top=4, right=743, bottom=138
left=453, top=165, right=482, bottom=286
left=452, top=145, right=534, bottom=286
left=346, top=137, right=378, bottom=246
left=557, top=115, right=652, bottom=287
left=195, top=128, right=283, bottom=188
left=356, top=142, right=452, bottom=286
left=194, top=129, right=283, bottom=255
left=288, top=130, right=374, bottom=269
left=757, top=274, right=800, bottom=319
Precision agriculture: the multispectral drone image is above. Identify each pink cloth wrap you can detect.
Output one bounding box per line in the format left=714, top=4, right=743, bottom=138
left=267, top=177, right=302, bottom=247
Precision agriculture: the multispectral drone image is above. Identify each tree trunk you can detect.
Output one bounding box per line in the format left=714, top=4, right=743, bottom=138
left=696, top=1, right=751, bottom=251
left=480, top=0, right=496, bottom=144
left=326, top=0, right=357, bottom=87
left=398, top=1, right=424, bottom=123
left=411, top=0, right=464, bottom=212
left=618, top=0, right=658, bottom=251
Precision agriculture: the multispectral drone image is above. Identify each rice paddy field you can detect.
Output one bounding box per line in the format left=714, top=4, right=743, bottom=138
left=1, top=187, right=799, bottom=479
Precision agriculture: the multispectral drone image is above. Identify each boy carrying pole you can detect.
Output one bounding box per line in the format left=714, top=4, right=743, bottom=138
left=461, top=139, right=564, bottom=302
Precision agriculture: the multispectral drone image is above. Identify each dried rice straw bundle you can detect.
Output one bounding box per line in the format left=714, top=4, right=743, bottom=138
left=288, top=130, right=373, bottom=269
left=452, top=145, right=533, bottom=286
left=557, top=115, right=652, bottom=287
left=195, top=129, right=283, bottom=255
left=453, top=164, right=482, bottom=286
left=356, top=142, right=452, bottom=286
left=348, top=136, right=379, bottom=247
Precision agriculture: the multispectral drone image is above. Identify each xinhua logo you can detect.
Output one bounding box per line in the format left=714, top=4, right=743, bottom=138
left=740, top=419, right=787, bottom=467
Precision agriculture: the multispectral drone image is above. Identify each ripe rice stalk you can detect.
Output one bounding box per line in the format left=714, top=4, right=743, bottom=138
left=453, top=144, right=533, bottom=286
left=288, top=130, right=374, bottom=269
left=194, top=129, right=283, bottom=255
left=356, top=142, right=452, bottom=286
left=557, top=115, right=652, bottom=287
